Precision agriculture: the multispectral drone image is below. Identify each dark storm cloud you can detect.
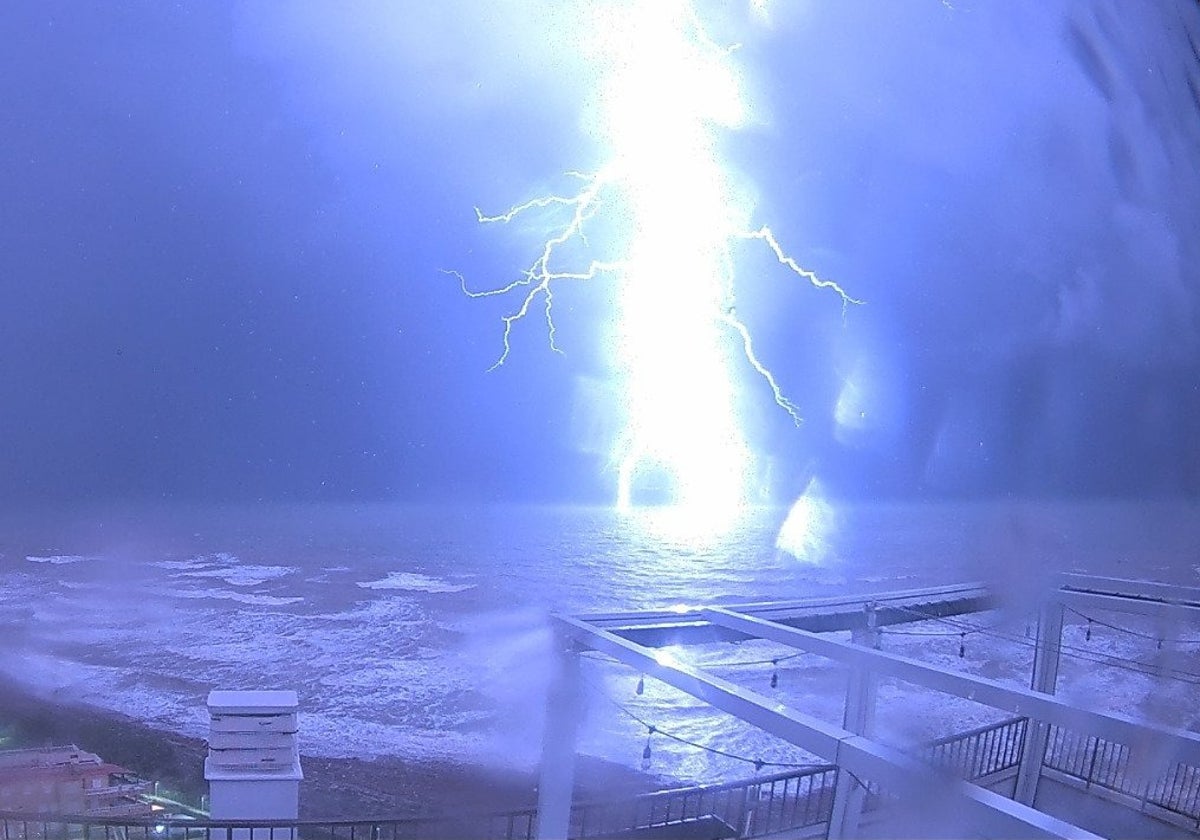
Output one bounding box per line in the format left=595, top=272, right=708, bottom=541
left=0, top=3, right=441, bottom=502
left=0, top=1, right=588, bottom=504
left=733, top=0, right=1200, bottom=498
left=0, top=0, right=1197, bottom=505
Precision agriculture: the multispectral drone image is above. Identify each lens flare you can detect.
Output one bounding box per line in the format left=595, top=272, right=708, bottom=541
left=775, top=478, right=835, bottom=564
left=451, top=1, right=859, bottom=532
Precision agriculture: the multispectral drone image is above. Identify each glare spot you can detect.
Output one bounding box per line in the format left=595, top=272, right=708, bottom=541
left=653, top=646, right=684, bottom=668
left=775, top=478, right=835, bottom=564
left=619, top=502, right=749, bottom=551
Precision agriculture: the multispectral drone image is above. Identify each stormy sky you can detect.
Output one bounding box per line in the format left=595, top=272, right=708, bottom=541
left=1, top=0, right=1198, bottom=506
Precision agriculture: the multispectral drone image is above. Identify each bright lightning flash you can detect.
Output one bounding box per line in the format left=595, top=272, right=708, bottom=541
left=452, top=1, right=859, bottom=533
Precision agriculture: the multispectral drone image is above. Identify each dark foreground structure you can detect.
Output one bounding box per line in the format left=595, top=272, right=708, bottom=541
left=2, top=576, right=1198, bottom=839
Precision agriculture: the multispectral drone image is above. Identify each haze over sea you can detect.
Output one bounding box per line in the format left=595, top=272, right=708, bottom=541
left=2, top=500, right=1198, bottom=784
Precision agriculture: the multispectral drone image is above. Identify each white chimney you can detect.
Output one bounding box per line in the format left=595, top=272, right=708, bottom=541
left=205, top=689, right=303, bottom=832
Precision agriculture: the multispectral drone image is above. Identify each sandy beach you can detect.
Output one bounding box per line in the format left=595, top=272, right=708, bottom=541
left=0, top=680, right=661, bottom=820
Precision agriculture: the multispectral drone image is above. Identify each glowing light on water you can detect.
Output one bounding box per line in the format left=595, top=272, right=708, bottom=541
left=775, top=478, right=835, bottom=563
left=619, top=502, right=751, bottom=551
left=454, top=1, right=859, bottom=530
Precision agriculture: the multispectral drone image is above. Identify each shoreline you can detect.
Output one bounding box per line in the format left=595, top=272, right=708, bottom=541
left=0, top=680, right=664, bottom=819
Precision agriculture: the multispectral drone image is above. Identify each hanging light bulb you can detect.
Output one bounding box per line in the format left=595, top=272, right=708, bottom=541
left=636, top=675, right=645, bottom=696
left=770, top=659, right=779, bottom=689
left=958, top=632, right=966, bottom=658
left=1085, top=619, right=1092, bottom=642
left=641, top=725, right=656, bottom=770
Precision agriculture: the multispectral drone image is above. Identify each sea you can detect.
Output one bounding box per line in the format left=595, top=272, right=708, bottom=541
left=1, top=499, right=1198, bottom=785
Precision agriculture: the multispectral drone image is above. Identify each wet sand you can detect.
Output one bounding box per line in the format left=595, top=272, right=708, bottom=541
left=0, top=681, right=662, bottom=819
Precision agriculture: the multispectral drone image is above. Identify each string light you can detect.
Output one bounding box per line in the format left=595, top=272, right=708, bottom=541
left=583, top=675, right=821, bottom=773
left=893, top=605, right=1200, bottom=686
left=712, top=651, right=804, bottom=667
left=1062, top=605, right=1200, bottom=645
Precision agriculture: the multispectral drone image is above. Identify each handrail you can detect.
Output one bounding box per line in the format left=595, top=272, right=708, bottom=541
left=925, top=716, right=1025, bottom=750
left=1043, top=723, right=1200, bottom=826
left=5, top=714, right=1193, bottom=839
left=0, top=767, right=841, bottom=840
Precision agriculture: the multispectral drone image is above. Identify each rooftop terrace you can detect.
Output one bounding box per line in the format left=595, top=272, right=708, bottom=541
left=2, top=575, right=1197, bottom=839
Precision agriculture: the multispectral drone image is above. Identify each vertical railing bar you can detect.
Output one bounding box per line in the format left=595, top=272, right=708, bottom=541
left=1164, top=764, right=1179, bottom=811
left=800, top=773, right=809, bottom=826
left=1111, top=738, right=1122, bottom=789
left=971, top=729, right=980, bottom=777
left=1112, top=741, right=1124, bottom=790
left=788, top=776, right=798, bottom=829
left=788, top=776, right=796, bottom=829
left=766, top=780, right=776, bottom=835
left=1083, top=735, right=1098, bottom=789
left=1186, top=764, right=1200, bottom=817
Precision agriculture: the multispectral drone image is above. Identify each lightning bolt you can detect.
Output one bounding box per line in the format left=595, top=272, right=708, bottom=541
left=448, top=1, right=861, bottom=527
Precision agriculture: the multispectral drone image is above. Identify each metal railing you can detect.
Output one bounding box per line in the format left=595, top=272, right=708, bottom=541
left=0, top=813, right=519, bottom=840
left=921, top=716, right=1027, bottom=781
left=1043, top=724, right=1200, bottom=827
left=570, top=766, right=838, bottom=839
left=0, top=768, right=840, bottom=840
left=8, top=714, right=1196, bottom=840
left=477, top=766, right=840, bottom=840
left=861, top=716, right=1029, bottom=813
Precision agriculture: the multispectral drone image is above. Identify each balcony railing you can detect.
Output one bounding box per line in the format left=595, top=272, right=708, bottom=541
left=1043, top=723, right=1200, bottom=829
left=3, top=714, right=1196, bottom=840
left=921, top=716, right=1027, bottom=781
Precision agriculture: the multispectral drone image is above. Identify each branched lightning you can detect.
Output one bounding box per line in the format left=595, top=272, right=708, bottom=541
left=446, top=170, right=627, bottom=371
left=455, top=183, right=859, bottom=412
left=738, top=226, right=864, bottom=319
left=448, top=1, right=861, bottom=521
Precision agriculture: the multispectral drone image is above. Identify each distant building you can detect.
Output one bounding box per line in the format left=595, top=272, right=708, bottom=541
left=0, top=745, right=153, bottom=816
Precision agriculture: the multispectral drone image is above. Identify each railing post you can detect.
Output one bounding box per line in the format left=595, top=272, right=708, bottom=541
left=536, top=625, right=582, bottom=840
left=737, top=780, right=754, bottom=837
left=828, top=604, right=878, bottom=839
left=1014, top=600, right=1063, bottom=806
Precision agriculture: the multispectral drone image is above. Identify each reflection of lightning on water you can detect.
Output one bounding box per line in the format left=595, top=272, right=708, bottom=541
left=450, top=1, right=860, bottom=528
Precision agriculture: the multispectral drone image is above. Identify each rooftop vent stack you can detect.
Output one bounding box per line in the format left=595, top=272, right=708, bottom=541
left=205, top=690, right=302, bottom=836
